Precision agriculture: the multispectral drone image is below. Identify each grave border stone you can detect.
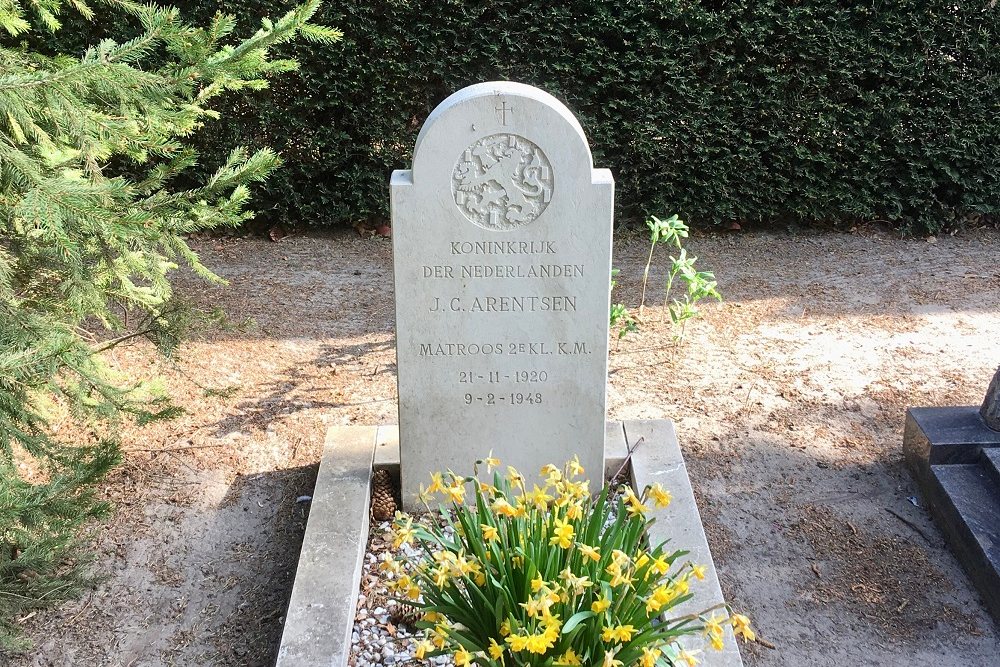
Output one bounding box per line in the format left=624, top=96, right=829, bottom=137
left=274, top=425, right=375, bottom=667
left=276, top=421, right=745, bottom=667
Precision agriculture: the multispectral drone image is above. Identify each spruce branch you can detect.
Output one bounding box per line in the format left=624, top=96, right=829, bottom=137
left=1, top=0, right=341, bottom=649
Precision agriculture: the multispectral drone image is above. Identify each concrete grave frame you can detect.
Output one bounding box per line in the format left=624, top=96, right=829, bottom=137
left=275, top=421, right=744, bottom=667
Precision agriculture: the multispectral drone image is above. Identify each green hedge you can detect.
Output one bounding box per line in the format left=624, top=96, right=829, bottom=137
left=42, top=1, right=1000, bottom=231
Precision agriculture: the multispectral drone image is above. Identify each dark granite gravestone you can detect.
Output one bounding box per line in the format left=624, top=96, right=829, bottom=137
left=904, top=367, right=1000, bottom=623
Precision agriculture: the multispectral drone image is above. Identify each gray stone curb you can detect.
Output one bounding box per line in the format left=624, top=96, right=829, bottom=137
left=627, top=419, right=744, bottom=667
left=277, top=420, right=743, bottom=666
left=276, top=425, right=376, bottom=667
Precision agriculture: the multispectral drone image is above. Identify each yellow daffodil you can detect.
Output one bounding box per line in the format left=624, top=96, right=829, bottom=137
left=601, top=648, right=623, bottom=667
left=492, top=497, right=517, bottom=517
left=485, top=450, right=500, bottom=472
left=549, top=517, right=574, bottom=549
left=731, top=613, right=756, bottom=642
left=378, top=556, right=402, bottom=575
left=445, top=482, right=465, bottom=504
left=674, top=644, right=701, bottom=667
left=578, top=544, right=601, bottom=561
left=506, top=633, right=528, bottom=652
left=605, top=555, right=634, bottom=589
left=558, top=567, right=592, bottom=595
left=418, top=485, right=433, bottom=504
left=524, top=630, right=556, bottom=654
left=601, top=624, right=636, bottom=643
left=569, top=455, right=584, bottom=477
left=414, top=638, right=434, bottom=659
left=393, top=574, right=420, bottom=599
left=392, top=516, right=415, bottom=548
left=514, top=496, right=530, bottom=517
left=432, top=622, right=450, bottom=648
left=640, top=646, right=662, bottom=667
left=646, top=583, right=678, bottom=614
left=541, top=613, right=561, bottom=631
left=704, top=613, right=725, bottom=650
left=481, top=523, right=499, bottom=541
left=677, top=647, right=702, bottom=666
left=454, top=648, right=473, bottom=665
left=591, top=594, right=611, bottom=613
left=566, top=478, right=589, bottom=499
left=623, top=487, right=649, bottom=517
left=488, top=637, right=504, bottom=659
left=648, top=482, right=672, bottom=508
left=555, top=647, right=583, bottom=665
left=520, top=596, right=545, bottom=618
left=427, top=472, right=445, bottom=494
left=529, top=484, right=553, bottom=510
left=650, top=553, right=670, bottom=576
left=691, top=564, right=706, bottom=581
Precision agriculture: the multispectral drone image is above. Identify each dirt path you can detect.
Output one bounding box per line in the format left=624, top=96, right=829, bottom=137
left=7, top=226, right=1000, bottom=666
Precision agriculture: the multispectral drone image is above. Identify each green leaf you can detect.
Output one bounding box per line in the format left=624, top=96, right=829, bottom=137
left=561, top=610, right=596, bottom=634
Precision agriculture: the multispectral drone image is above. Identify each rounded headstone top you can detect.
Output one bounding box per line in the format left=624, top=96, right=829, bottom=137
left=409, top=82, right=597, bottom=203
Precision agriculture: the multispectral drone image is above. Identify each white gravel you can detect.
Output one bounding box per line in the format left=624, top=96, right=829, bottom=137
left=347, top=521, right=450, bottom=667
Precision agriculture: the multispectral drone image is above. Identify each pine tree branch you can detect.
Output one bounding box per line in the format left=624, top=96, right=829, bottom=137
left=1, top=1, right=340, bottom=646
left=90, top=327, right=156, bottom=353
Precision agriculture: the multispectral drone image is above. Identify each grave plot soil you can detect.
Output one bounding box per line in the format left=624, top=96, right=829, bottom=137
left=5, top=225, right=1000, bottom=667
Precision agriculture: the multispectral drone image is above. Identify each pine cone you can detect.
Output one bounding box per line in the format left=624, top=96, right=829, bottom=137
left=389, top=601, right=423, bottom=628
left=371, top=469, right=397, bottom=521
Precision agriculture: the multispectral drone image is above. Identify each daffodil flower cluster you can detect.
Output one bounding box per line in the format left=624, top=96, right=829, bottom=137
left=379, top=454, right=754, bottom=666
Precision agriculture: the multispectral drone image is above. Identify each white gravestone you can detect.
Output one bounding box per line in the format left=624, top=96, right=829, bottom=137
left=391, top=82, right=614, bottom=509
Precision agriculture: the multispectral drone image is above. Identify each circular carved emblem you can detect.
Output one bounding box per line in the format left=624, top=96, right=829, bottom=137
left=452, top=134, right=554, bottom=231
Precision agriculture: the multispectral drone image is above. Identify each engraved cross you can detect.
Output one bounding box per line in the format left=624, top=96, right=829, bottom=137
left=495, top=100, right=512, bottom=126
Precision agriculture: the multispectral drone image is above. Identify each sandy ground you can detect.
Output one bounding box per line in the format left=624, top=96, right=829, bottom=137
left=5, top=225, right=1000, bottom=666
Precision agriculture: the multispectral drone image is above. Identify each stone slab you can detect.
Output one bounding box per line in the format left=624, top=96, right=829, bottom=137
left=374, top=424, right=399, bottom=474
left=904, top=407, right=1000, bottom=473
left=928, top=460, right=1000, bottom=623
left=984, top=448, right=1000, bottom=489
left=392, top=82, right=614, bottom=509
left=627, top=419, right=745, bottom=667
left=275, top=425, right=376, bottom=667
